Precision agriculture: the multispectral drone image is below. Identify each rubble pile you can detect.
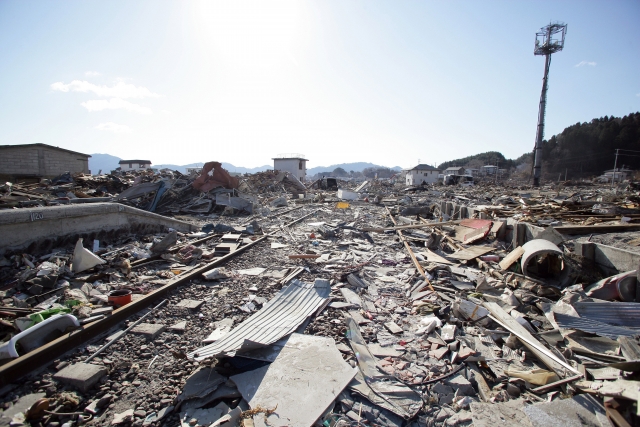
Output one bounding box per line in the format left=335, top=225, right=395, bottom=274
left=2, top=180, right=640, bottom=426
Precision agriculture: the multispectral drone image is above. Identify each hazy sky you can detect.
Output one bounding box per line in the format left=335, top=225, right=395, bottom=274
left=0, top=1, right=638, bottom=169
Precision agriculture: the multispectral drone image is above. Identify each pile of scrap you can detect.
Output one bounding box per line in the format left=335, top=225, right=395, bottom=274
left=0, top=222, right=260, bottom=362
left=2, top=179, right=640, bottom=427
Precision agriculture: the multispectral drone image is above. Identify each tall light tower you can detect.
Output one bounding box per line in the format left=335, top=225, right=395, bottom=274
left=532, top=22, right=567, bottom=187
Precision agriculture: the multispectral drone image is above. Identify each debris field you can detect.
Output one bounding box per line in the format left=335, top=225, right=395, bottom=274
left=2, top=165, right=640, bottom=427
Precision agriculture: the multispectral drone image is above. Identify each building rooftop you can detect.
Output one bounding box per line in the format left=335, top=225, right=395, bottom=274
left=0, top=143, right=91, bottom=158
left=410, top=164, right=439, bottom=171
left=445, top=166, right=464, bottom=171
left=119, top=160, right=152, bottom=164
left=273, top=153, right=308, bottom=161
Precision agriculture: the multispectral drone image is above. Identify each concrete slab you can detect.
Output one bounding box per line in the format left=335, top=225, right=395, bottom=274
left=0, top=203, right=197, bottom=254
left=231, top=333, right=355, bottom=427
left=523, top=394, right=611, bottom=427
left=471, top=400, right=533, bottom=427
left=53, top=362, right=107, bottom=392
left=131, top=323, right=166, bottom=340
left=384, top=322, right=403, bottom=334
left=169, top=321, right=187, bottom=332
left=0, top=393, right=45, bottom=426
left=176, top=299, right=205, bottom=310
left=368, top=343, right=403, bottom=357
left=445, top=374, right=475, bottom=396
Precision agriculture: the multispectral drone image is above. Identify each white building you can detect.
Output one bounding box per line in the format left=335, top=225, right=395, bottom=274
left=119, top=160, right=152, bottom=172
left=273, top=154, right=308, bottom=182
left=405, top=164, right=441, bottom=185
left=599, top=167, right=634, bottom=182
left=465, top=168, right=480, bottom=177
left=444, top=166, right=465, bottom=176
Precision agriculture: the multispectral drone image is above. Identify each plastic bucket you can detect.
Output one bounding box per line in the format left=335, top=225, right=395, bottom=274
left=108, top=289, right=132, bottom=307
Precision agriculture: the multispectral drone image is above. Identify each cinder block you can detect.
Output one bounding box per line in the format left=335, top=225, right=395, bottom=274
left=53, top=362, right=107, bottom=392
left=131, top=323, right=166, bottom=340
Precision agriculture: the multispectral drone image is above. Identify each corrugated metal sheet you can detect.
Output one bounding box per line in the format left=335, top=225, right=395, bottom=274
left=573, top=302, right=640, bottom=329
left=554, top=313, right=637, bottom=340
left=188, top=278, right=330, bottom=361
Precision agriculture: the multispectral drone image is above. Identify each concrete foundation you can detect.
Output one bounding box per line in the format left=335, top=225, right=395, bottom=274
left=574, top=241, right=640, bottom=275
left=0, top=202, right=198, bottom=254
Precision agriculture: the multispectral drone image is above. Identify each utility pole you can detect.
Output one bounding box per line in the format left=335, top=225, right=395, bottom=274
left=612, top=149, right=619, bottom=188
left=532, top=23, right=567, bottom=187
left=564, top=168, right=567, bottom=181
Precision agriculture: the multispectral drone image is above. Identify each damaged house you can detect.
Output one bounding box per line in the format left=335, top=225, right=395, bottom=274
left=0, top=143, right=91, bottom=180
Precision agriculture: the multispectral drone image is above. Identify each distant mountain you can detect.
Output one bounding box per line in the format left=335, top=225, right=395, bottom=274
left=307, top=162, right=402, bottom=176
left=89, top=153, right=121, bottom=174
left=90, top=154, right=400, bottom=177
left=153, top=163, right=271, bottom=174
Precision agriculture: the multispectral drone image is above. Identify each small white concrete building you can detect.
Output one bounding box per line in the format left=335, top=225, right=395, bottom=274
left=600, top=168, right=634, bottom=182
left=444, top=166, right=465, bottom=176
left=273, top=154, right=308, bottom=182
left=405, top=164, right=441, bottom=185
left=119, top=160, right=152, bottom=172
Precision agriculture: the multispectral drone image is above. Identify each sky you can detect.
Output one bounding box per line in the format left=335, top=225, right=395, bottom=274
left=0, top=0, right=638, bottom=170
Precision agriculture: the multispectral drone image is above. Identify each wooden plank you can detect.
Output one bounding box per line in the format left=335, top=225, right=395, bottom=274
left=618, top=337, right=640, bottom=361
left=467, top=362, right=492, bottom=402
left=448, top=246, right=494, bottom=261
left=498, top=246, right=525, bottom=271
left=530, top=374, right=583, bottom=394
left=484, top=302, right=581, bottom=377
left=419, top=249, right=453, bottom=265
left=386, top=207, right=434, bottom=291
left=361, top=219, right=463, bottom=233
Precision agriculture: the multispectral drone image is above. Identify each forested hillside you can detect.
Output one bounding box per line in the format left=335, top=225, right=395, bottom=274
left=438, top=151, right=515, bottom=170
left=539, top=112, right=640, bottom=179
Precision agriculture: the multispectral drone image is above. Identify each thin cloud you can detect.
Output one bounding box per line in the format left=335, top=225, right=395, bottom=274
left=81, top=98, right=152, bottom=114
left=575, top=61, right=597, bottom=67
left=51, top=80, right=161, bottom=99
left=85, top=71, right=101, bottom=77
left=94, top=122, right=132, bottom=133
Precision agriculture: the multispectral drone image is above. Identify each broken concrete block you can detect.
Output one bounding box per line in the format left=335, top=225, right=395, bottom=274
left=471, top=400, right=533, bottom=427
left=523, top=394, right=610, bottom=427
left=112, top=409, right=134, bottom=425
left=446, top=374, right=475, bottom=396
left=458, top=346, right=476, bottom=359
left=53, top=362, right=107, bottom=392
left=441, top=324, right=457, bottom=342
left=131, top=323, right=166, bottom=340
left=176, top=299, right=205, bottom=310
left=432, top=382, right=454, bottom=395
left=384, top=322, right=403, bottom=334
left=169, top=321, right=187, bottom=332
left=439, top=393, right=455, bottom=405
left=430, top=347, right=449, bottom=360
